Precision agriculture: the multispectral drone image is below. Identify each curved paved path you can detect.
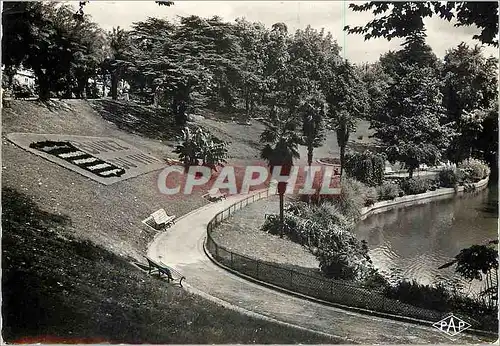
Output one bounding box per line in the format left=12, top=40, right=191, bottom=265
left=147, top=191, right=491, bottom=344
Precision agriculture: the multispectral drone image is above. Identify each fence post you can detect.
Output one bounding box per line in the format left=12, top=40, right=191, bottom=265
left=330, top=281, right=333, bottom=299
left=230, top=252, right=233, bottom=267
left=256, top=261, right=259, bottom=278
left=215, top=243, right=219, bottom=259
left=290, top=271, right=293, bottom=289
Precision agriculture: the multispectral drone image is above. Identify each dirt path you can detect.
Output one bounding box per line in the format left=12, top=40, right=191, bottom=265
left=147, top=191, right=490, bottom=344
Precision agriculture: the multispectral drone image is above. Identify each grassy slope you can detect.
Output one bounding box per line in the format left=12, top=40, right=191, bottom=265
left=2, top=99, right=338, bottom=343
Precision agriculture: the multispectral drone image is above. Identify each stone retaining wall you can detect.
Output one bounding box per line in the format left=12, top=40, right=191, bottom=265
left=360, top=176, right=490, bottom=220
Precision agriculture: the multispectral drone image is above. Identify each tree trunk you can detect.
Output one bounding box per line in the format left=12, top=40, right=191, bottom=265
left=307, top=145, right=313, bottom=167
left=337, top=125, right=350, bottom=177
left=102, top=73, right=106, bottom=97
left=340, top=144, right=345, bottom=177
left=307, top=146, right=314, bottom=204
left=409, top=168, right=414, bottom=178
left=36, top=70, right=50, bottom=102
left=76, top=77, right=86, bottom=99
left=279, top=192, right=284, bottom=238
left=245, top=91, right=250, bottom=118
left=65, top=79, right=72, bottom=99
left=5, top=66, right=15, bottom=87
left=111, top=72, right=119, bottom=100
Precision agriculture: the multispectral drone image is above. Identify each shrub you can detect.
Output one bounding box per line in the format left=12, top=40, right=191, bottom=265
left=262, top=201, right=381, bottom=281
left=399, top=178, right=429, bottom=195
left=383, top=280, right=450, bottom=312
left=458, top=159, right=490, bottom=182
left=382, top=279, right=498, bottom=331
left=376, top=182, right=400, bottom=201
left=438, top=168, right=462, bottom=188
left=344, top=150, right=386, bottom=186
left=339, top=178, right=377, bottom=220
left=174, top=127, right=228, bottom=169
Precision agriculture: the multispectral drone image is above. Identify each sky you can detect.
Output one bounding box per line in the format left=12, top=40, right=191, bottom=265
left=78, top=1, right=499, bottom=64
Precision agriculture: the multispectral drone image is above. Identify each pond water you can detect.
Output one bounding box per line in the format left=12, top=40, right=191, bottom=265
left=354, top=184, right=498, bottom=294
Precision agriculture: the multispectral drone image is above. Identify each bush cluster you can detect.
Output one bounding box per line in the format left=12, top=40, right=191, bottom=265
left=376, top=182, right=401, bottom=201
left=458, top=158, right=490, bottom=182
left=437, top=168, right=462, bottom=188
left=398, top=178, right=429, bottom=195
left=383, top=280, right=497, bottom=331
left=344, top=150, right=386, bottom=187
left=174, top=126, right=228, bottom=169
left=261, top=200, right=386, bottom=286
left=338, top=177, right=378, bottom=219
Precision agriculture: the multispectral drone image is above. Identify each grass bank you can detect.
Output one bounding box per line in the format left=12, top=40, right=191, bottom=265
left=2, top=188, right=338, bottom=343
left=2, top=99, right=338, bottom=343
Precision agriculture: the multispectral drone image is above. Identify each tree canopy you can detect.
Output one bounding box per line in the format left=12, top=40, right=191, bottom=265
left=344, top=2, right=499, bottom=47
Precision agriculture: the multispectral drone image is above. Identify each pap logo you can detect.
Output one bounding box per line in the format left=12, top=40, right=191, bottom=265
left=432, top=314, right=471, bottom=338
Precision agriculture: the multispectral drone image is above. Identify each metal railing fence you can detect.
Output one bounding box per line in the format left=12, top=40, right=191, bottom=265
left=205, top=189, right=497, bottom=332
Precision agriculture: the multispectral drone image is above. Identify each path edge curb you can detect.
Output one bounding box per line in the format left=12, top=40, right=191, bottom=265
left=203, top=239, right=498, bottom=340
left=203, top=188, right=498, bottom=340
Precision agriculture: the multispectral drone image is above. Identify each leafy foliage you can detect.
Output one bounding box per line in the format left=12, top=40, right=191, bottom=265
left=344, top=150, right=386, bottom=186
left=453, top=245, right=499, bottom=281
left=458, top=158, right=491, bottom=182
left=438, top=168, right=462, bottom=188
left=174, top=127, right=228, bottom=169
left=345, top=2, right=499, bottom=47
left=376, top=182, right=401, bottom=201
left=338, top=177, right=378, bottom=219
left=323, top=60, right=369, bottom=172
left=262, top=202, right=384, bottom=283
left=399, top=178, right=430, bottom=195
left=299, top=88, right=327, bottom=166
left=442, top=43, right=498, bottom=163
left=2, top=2, right=107, bottom=100
left=371, top=63, right=451, bottom=177
left=260, top=114, right=301, bottom=173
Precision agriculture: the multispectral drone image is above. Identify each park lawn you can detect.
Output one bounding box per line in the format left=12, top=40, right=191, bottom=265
left=211, top=195, right=321, bottom=274
left=1, top=99, right=339, bottom=343
left=2, top=187, right=339, bottom=344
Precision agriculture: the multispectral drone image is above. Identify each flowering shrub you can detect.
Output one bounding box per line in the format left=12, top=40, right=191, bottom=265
left=339, top=178, right=377, bottom=220
left=438, top=168, right=462, bottom=188
left=458, top=159, right=490, bottom=182
left=399, top=178, right=429, bottom=195
left=261, top=201, right=386, bottom=284
left=376, top=182, right=401, bottom=201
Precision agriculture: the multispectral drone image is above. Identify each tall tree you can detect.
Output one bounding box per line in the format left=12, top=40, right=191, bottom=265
left=299, top=88, right=327, bottom=167
left=324, top=60, right=369, bottom=175
left=2, top=2, right=106, bottom=101
left=371, top=64, right=451, bottom=177
left=107, top=27, right=131, bottom=100
left=260, top=113, right=301, bottom=238
left=233, top=18, right=267, bottom=117
left=3, top=2, right=68, bottom=100
left=360, top=62, right=392, bottom=121
left=345, top=2, right=499, bottom=47
left=441, top=43, right=498, bottom=163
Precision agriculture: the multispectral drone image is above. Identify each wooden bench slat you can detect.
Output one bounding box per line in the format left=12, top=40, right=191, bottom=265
left=144, top=256, right=185, bottom=287
left=146, top=209, right=176, bottom=230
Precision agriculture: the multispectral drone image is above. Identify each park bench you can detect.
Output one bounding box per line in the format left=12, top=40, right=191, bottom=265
left=144, top=256, right=185, bottom=287
left=142, top=208, right=175, bottom=231
left=203, top=188, right=227, bottom=202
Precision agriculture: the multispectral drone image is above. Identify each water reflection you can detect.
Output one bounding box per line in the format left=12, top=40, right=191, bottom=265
left=355, top=185, right=498, bottom=293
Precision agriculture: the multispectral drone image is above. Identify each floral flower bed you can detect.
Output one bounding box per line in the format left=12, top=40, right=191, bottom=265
left=29, top=140, right=125, bottom=178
